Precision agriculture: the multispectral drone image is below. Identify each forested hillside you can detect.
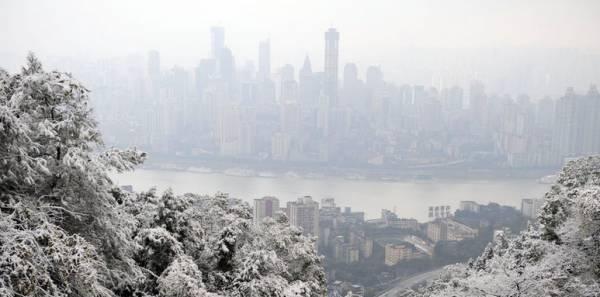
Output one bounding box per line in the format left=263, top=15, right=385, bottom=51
left=0, top=55, right=326, bottom=297
left=410, top=156, right=600, bottom=297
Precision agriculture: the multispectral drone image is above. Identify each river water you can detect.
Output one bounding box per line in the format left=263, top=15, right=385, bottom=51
left=112, top=169, right=550, bottom=221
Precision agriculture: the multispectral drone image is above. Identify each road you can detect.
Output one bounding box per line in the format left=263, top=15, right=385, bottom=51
left=377, top=268, right=445, bottom=297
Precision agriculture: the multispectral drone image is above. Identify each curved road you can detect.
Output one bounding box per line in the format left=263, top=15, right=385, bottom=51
left=377, top=268, right=445, bottom=297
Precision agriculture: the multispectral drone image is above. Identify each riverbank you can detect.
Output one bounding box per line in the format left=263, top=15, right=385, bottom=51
left=141, top=154, right=560, bottom=182
left=111, top=168, right=550, bottom=222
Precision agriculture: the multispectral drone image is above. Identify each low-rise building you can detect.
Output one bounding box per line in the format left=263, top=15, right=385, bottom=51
left=459, top=201, right=481, bottom=213
left=388, top=218, right=420, bottom=231
left=384, top=243, right=426, bottom=266
left=333, top=236, right=360, bottom=264
left=426, top=220, right=448, bottom=242
left=427, top=218, right=478, bottom=242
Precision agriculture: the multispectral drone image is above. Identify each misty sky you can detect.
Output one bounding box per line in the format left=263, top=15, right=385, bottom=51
left=2, top=0, right=600, bottom=91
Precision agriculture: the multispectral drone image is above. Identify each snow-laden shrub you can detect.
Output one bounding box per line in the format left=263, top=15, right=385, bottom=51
left=411, top=156, right=600, bottom=297
left=134, top=227, right=183, bottom=276
left=0, top=206, right=111, bottom=297
left=0, top=55, right=327, bottom=297
left=157, top=256, right=219, bottom=297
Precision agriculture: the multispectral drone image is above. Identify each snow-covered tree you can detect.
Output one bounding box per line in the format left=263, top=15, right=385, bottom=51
left=411, top=156, right=600, bottom=297
left=117, top=189, right=326, bottom=296
left=0, top=204, right=112, bottom=297
left=1, top=55, right=327, bottom=297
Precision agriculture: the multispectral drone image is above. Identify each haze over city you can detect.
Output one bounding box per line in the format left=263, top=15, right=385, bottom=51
left=1, top=1, right=600, bottom=297
left=2, top=0, right=600, bottom=97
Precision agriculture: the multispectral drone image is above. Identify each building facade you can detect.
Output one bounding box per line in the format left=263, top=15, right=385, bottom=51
left=253, top=196, right=280, bottom=224
left=521, top=198, right=545, bottom=219
left=288, top=196, right=320, bottom=237
left=324, top=28, right=340, bottom=105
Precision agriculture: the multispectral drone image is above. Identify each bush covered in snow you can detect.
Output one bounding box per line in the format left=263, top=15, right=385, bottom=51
left=0, top=55, right=326, bottom=297
left=410, top=156, right=600, bottom=297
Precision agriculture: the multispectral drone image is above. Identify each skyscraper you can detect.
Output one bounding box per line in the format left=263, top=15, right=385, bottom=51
left=324, top=28, right=340, bottom=105
left=258, top=39, right=271, bottom=81
left=279, top=64, right=296, bottom=103
left=216, top=47, right=234, bottom=82
left=553, top=86, right=600, bottom=160
left=147, top=50, right=161, bottom=100
left=210, top=27, right=225, bottom=58
left=341, top=63, right=365, bottom=110
left=299, top=55, right=319, bottom=107
left=254, top=196, right=280, bottom=224
left=194, top=58, right=216, bottom=98
left=288, top=196, right=320, bottom=237
left=148, top=50, right=160, bottom=80
left=365, top=66, right=383, bottom=89
left=343, top=63, right=358, bottom=89
left=583, top=85, right=600, bottom=154
left=469, top=80, right=488, bottom=135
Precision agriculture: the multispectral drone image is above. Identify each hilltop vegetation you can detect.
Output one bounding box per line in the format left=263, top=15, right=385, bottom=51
left=0, top=55, right=325, bottom=297
left=410, top=156, right=600, bottom=297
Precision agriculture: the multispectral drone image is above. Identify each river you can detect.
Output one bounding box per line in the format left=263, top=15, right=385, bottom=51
left=111, top=169, right=550, bottom=222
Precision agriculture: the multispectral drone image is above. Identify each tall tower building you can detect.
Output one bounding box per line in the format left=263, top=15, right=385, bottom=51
left=553, top=85, right=600, bottom=159
left=278, top=64, right=296, bottom=103
left=216, top=47, right=235, bottom=82
left=469, top=80, right=488, bottom=135
left=148, top=50, right=160, bottom=80
left=254, top=196, right=280, bottom=224
left=194, top=59, right=216, bottom=98
left=147, top=50, right=161, bottom=100
left=343, top=63, right=358, bottom=89
left=211, top=27, right=225, bottom=58
left=583, top=85, right=600, bottom=154
left=552, top=87, right=584, bottom=159
left=288, top=196, right=320, bottom=237
left=365, top=66, right=383, bottom=89
left=299, top=56, right=319, bottom=107
left=324, top=28, right=340, bottom=105
left=258, top=40, right=271, bottom=81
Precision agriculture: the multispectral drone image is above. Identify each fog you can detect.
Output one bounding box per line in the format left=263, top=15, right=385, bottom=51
left=2, top=2, right=600, bottom=295
left=2, top=0, right=600, bottom=96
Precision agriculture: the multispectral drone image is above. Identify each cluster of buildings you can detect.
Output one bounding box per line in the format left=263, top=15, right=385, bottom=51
left=252, top=195, right=546, bottom=296
left=460, top=198, right=545, bottom=220
left=78, top=26, right=599, bottom=171
left=254, top=195, right=321, bottom=236
left=253, top=195, right=480, bottom=267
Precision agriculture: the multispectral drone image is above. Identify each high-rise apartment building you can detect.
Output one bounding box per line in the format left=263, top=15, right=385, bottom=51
left=552, top=86, right=600, bottom=161
left=271, top=132, right=291, bottom=161
left=254, top=196, right=280, bottom=224
left=288, top=196, right=320, bottom=237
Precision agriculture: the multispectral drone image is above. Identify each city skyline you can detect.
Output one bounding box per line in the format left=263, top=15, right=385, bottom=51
left=3, top=1, right=600, bottom=98
left=22, top=24, right=595, bottom=172
left=3, top=2, right=600, bottom=297
left=3, top=1, right=600, bottom=60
